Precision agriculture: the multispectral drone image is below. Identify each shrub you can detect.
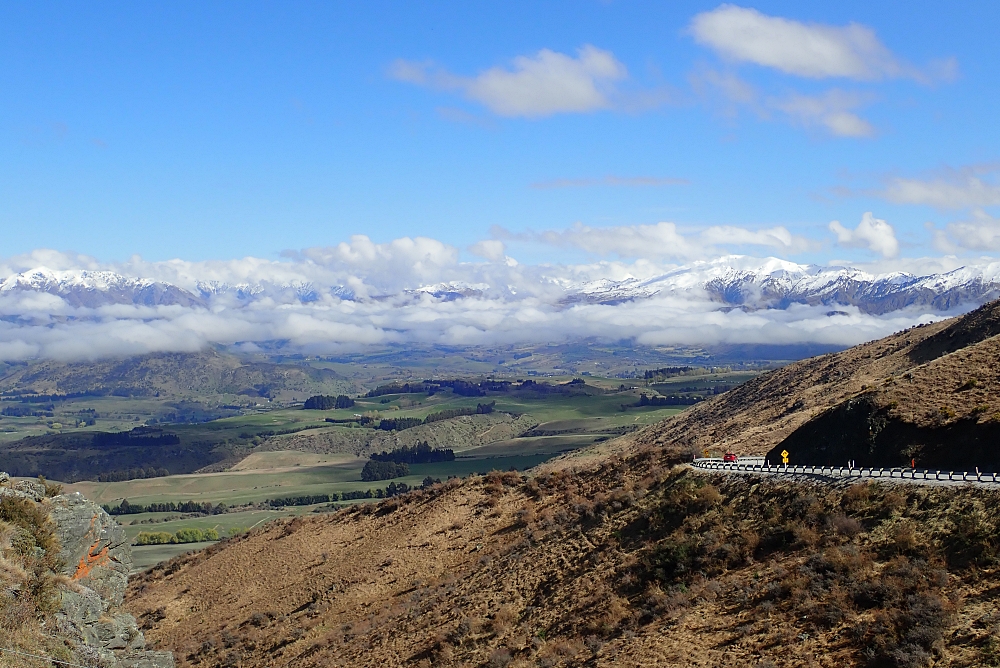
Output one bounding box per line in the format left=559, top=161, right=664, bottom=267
left=135, top=532, right=173, bottom=545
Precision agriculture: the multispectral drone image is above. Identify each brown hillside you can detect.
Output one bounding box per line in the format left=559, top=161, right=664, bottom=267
left=126, top=303, right=1000, bottom=667
left=128, top=456, right=1000, bottom=668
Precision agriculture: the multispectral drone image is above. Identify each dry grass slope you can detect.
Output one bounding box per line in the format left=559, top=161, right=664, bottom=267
left=125, top=301, right=1000, bottom=667
left=128, top=448, right=1000, bottom=667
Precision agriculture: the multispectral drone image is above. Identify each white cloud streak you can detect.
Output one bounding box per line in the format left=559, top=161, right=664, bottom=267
left=771, top=89, right=874, bottom=137
left=931, top=210, right=1000, bottom=253
left=693, top=67, right=875, bottom=137
left=690, top=5, right=940, bottom=82
left=390, top=45, right=667, bottom=118
left=496, top=221, right=817, bottom=259
left=877, top=166, right=1000, bottom=209
left=829, top=212, right=899, bottom=258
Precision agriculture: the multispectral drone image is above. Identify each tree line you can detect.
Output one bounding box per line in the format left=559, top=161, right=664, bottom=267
left=303, top=394, right=355, bottom=410
left=266, top=478, right=441, bottom=507
left=623, top=393, right=703, bottom=410
left=643, top=366, right=695, bottom=379
left=361, top=460, right=410, bottom=481
left=103, top=499, right=230, bottom=516
left=134, top=527, right=220, bottom=545
left=423, top=401, right=495, bottom=423
left=370, top=441, right=455, bottom=464
left=96, top=466, right=169, bottom=482
left=338, top=400, right=498, bottom=434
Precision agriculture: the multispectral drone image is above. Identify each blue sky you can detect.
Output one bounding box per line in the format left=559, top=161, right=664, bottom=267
left=2, top=1, right=999, bottom=266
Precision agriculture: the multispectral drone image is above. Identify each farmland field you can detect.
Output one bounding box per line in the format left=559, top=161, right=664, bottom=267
left=32, top=368, right=762, bottom=571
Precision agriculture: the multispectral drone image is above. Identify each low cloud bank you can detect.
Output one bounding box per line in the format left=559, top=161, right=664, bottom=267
left=0, top=243, right=979, bottom=362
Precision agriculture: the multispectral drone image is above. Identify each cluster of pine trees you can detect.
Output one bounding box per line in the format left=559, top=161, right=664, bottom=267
left=103, top=499, right=229, bottom=516
left=643, top=366, right=695, bottom=379
left=376, top=417, right=423, bottom=431
left=370, top=441, right=455, bottom=464
left=423, top=401, right=495, bottom=424
left=91, top=430, right=180, bottom=447
left=365, top=382, right=436, bottom=397
left=265, top=480, right=428, bottom=507
left=96, top=466, right=169, bottom=482
left=361, top=460, right=410, bottom=481
left=303, top=394, right=355, bottom=409
left=636, top=392, right=703, bottom=406
left=627, top=392, right=703, bottom=408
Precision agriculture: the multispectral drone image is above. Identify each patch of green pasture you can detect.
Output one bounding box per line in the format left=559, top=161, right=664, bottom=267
left=70, top=448, right=563, bottom=509
left=123, top=507, right=304, bottom=541
left=131, top=541, right=217, bottom=572
left=66, top=458, right=367, bottom=506
left=118, top=511, right=186, bottom=524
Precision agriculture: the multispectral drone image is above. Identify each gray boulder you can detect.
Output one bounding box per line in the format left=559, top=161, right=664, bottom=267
left=42, top=488, right=173, bottom=667
left=50, top=492, right=132, bottom=607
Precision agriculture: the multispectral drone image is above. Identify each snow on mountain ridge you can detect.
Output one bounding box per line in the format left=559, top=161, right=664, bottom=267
left=2, top=259, right=1000, bottom=316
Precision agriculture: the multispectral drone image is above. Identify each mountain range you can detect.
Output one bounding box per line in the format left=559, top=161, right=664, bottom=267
left=5, top=257, right=1000, bottom=316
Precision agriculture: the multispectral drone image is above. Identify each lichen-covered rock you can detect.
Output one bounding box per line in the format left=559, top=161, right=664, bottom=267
left=51, top=492, right=131, bottom=607
left=0, top=476, right=175, bottom=668
left=0, top=476, right=46, bottom=503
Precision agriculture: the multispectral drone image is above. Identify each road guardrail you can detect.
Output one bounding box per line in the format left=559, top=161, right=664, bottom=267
left=690, top=459, right=1000, bottom=485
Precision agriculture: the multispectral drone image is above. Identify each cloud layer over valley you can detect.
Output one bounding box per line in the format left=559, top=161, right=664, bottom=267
left=2, top=237, right=999, bottom=362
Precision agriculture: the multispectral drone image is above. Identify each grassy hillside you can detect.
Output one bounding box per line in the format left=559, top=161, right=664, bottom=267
left=123, top=301, right=1000, bottom=667
left=0, top=350, right=356, bottom=400
left=126, top=452, right=1000, bottom=667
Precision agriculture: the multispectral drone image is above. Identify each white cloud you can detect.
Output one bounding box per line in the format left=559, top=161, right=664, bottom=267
left=532, top=222, right=700, bottom=258
left=390, top=45, right=652, bottom=118
left=693, top=68, right=874, bottom=137
left=690, top=5, right=924, bottom=81
left=829, top=212, right=899, bottom=258
left=0, top=238, right=989, bottom=363
left=877, top=167, right=1000, bottom=209
left=931, top=210, right=1000, bottom=252
left=771, top=90, right=874, bottom=137
left=698, top=225, right=817, bottom=253
left=499, top=221, right=815, bottom=259
left=469, top=240, right=507, bottom=262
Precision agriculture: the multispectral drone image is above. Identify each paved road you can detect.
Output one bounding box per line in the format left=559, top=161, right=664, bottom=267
left=689, top=458, right=1000, bottom=488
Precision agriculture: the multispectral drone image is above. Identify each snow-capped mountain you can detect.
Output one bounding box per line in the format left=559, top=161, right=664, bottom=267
left=409, top=282, right=492, bottom=301
left=4, top=258, right=1000, bottom=316
left=0, top=268, right=203, bottom=308
left=561, top=257, right=1000, bottom=315
left=195, top=280, right=354, bottom=304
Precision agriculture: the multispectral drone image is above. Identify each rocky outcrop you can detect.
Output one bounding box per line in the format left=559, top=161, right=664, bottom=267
left=0, top=474, right=174, bottom=667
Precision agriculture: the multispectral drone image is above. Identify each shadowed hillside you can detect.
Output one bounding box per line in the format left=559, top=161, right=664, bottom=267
left=638, top=299, right=1000, bottom=471
left=0, top=350, right=355, bottom=400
